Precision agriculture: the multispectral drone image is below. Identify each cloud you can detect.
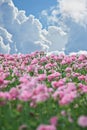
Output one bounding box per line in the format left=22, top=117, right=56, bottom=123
left=40, top=6, right=61, bottom=26
left=41, top=0, right=87, bottom=27
left=42, top=26, right=68, bottom=51
left=59, top=0, right=87, bottom=53
left=59, top=0, right=87, bottom=26
left=0, top=26, right=12, bottom=44
left=0, top=36, right=10, bottom=53
left=0, top=0, right=48, bottom=53
left=1, top=0, right=86, bottom=55
left=40, top=0, right=87, bottom=54
left=0, top=27, right=12, bottom=53
left=65, top=21, right=87, bottom=54
left=0, top=0, right=68, bottom=54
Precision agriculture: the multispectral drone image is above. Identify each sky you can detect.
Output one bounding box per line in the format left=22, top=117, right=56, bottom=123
left=0, top=0, right=87, bottom=54
left=13, top=0, right=57, bottom=17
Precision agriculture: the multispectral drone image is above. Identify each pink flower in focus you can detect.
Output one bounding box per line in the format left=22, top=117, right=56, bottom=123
left=77, top=115, right=87, bottom=127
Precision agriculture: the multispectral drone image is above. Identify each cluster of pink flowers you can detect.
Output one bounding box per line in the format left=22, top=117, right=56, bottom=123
left=53, top=82, right=77, bottom=105
left=0, top=51, right=87, bottom=129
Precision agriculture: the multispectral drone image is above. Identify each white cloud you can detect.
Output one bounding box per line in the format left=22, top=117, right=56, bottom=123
left=47, top=50, right=65, bottom=56
left=0, top=26, right=12, bottom=53
left=65, top=21, right=87, bottom=54
left=60, top=0, right=87, bottom=54
left=0, top=36, right=10, bottom=53
left=40, top=0, right=87, bottom=54
left=0, top=0, right=67, bottom=54
left=59, top=0, right=87, bottom=26
left=1, top=0, right=86, bottom=55
left=41, top=0, right=87, bottom=27
left=43, top=26, right=68, bottom=52
left=0, top=0, right=48, bottom=53
left=69, top=50, right=87, bottom=56
left=40, top=7, right=61, bottom=26
left=0, top=26, right=12, bottom=44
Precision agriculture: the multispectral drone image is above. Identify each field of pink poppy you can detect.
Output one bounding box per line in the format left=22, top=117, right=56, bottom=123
left=0, top=51, right=87, bottom=130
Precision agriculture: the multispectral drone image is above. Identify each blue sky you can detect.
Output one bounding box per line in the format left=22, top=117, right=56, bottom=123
left=0, top=0, right=87, bottom=54
left=13, top=0, right=57, bottom=17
